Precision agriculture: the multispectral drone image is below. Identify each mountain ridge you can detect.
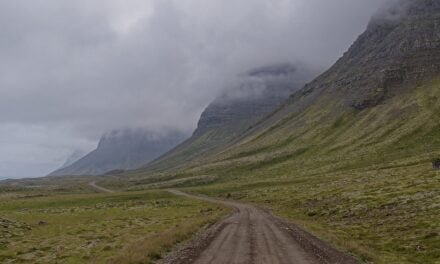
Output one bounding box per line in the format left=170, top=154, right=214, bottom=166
left=143, top=63, right=317, bottom=172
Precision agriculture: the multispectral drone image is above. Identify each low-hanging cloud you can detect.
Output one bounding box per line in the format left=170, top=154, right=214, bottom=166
left=0, top=0, right=389, bottom=179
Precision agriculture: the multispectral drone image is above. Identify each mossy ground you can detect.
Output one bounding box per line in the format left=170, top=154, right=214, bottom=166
left=0, top=190, right=228, bottom=264
left=1, top=80, right=438, bottom=263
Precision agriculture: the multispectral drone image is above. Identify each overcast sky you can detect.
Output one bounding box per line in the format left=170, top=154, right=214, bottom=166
left=0, top=0, right=389, bottom=179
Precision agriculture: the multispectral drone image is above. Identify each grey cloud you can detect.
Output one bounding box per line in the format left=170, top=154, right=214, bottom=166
left=0, top=0, right=390, bottom=178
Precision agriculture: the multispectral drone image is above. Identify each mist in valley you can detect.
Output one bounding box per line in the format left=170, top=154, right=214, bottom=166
left=0, top=0, right=389, bottom=178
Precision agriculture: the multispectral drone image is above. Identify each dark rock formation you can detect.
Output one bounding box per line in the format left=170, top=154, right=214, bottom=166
left=433, top=159, right=440, bottom=170
left=37, top=221, right=48, bottom=226
left=194, top=63, right=314, bottom=137
left=195, top=70, right=301, bottom=136
left=49, top=129, right=188, bottom=176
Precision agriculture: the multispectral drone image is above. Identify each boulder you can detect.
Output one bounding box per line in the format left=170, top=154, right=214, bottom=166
left=433, top=159, right=440, bottom=170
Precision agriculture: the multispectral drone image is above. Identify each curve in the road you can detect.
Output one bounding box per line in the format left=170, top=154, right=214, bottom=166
left=164, top=189, right=358, bottom=264
left=88, top=181, right=114, bottom=193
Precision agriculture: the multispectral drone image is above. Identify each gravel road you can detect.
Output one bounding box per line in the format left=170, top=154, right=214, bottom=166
left=163, top=190, right=358, bottom=264
left=88, top=181, right=114, bottom=193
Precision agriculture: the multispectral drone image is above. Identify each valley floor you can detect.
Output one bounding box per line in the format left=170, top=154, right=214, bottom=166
left=185, top=158, right=440, bottom=264
left=0, top=189, right=228, bottom=263
left=1, top=160, right=439, bottom=264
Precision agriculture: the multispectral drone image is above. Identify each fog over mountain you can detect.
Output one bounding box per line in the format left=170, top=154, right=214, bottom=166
left=0, top=0, right=389, bottom=179
left=50, top=129, right=188, bottom=176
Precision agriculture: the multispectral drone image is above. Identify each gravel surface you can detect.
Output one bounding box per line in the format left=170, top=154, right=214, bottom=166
left=161, top=190, right=359, bottom=264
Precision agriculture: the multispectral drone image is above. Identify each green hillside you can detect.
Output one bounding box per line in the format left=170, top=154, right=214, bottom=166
left=143, top=63, right=313, bottom=173
left=106, top=74, right=440, bottom=264
left=1, top=0, right=438, bottom=263
left=180, top=78, right=440, bottom=263
left=117, top=1, right=440, bottom=262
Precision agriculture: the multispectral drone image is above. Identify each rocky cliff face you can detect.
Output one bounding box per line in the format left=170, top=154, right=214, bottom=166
left=195, top=64, right=307, bottom=136
left=288, top=0, right=440, bottom=110
left=233, top=0, right=440, bottom=150
left=49, top=129, right=187, bottom=176
left=146, top=63, right=317, bottom=171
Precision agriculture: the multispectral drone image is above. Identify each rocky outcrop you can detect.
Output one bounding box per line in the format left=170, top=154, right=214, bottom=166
left=195, top=67, right=302, bottom=136
left=49, top=129, right=188, bottom=176
left=433, top=159, right=440, bottom=170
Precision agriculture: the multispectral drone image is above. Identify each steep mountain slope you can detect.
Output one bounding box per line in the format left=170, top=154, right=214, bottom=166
left=243, top=0, right=440, bottom=131
left=185, top=0, right=440, bottom=165
left=145, top=63, right=316, bottom=172
left=50, top=130, right=187, bottom=176
left=125, top=1, right=440, bottom=263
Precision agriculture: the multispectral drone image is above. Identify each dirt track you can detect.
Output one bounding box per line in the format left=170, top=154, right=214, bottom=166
left=88, top=181, right=114, bottom=193
left=163, top=190, right=358, bottom=264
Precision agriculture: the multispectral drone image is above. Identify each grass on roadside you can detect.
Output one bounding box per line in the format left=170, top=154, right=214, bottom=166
left=0, top=190, right=228, bottom=264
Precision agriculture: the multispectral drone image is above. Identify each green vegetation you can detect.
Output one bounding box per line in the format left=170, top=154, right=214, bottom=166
left=1, top=81, right=438, bottom=263
left=142, top=79, right=439, bottom=263
left=0, top=190, right=228, bottom=263
left=173, top=77, right=436, bottom=263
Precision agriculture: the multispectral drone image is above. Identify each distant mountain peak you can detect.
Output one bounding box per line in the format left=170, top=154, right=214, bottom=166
left=195, top=62, right=316, bottom=136
left=49, top=129, right=188, bottom=176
